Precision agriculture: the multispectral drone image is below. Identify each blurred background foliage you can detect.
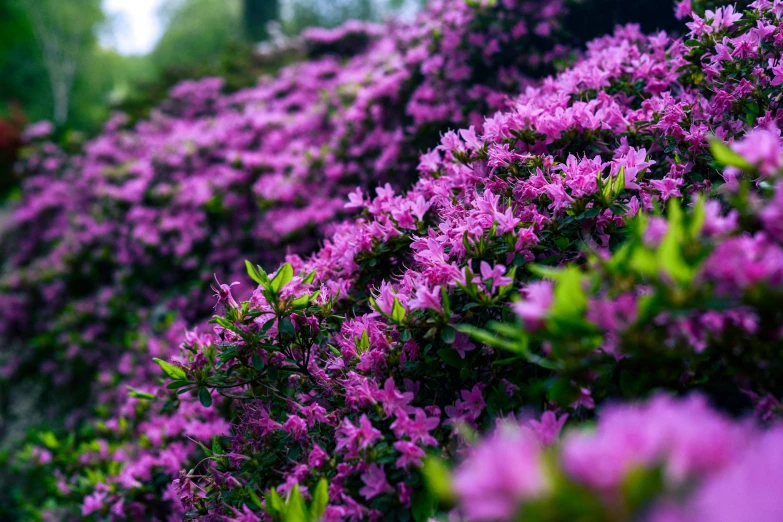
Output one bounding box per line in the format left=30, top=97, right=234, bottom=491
left=0, top=0, right=425, bottom=201
left=0, top=0, right=681, bottom=202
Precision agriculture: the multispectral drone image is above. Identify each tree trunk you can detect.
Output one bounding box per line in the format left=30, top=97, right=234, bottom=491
left=51, top=76, right=70, bottom=125
left=244, top=0, right=280, bottom=42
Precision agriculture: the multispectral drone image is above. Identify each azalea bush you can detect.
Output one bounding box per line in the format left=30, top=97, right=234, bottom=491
left=0, top=0, right=569, bottom=418
left=5, top=0, right=783, bottom=521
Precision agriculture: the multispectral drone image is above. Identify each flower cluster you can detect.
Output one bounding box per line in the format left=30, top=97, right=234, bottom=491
left=6, top=0, right=783, bottom=521
left=452, top=394, right=783, bottom=522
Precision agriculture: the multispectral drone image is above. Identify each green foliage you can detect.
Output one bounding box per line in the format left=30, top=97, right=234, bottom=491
left=153, top=0, right=243, bottom=72
left=264, top=481, right=330, bottom=522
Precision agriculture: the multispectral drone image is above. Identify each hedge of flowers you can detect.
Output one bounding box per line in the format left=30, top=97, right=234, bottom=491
left=0, top=0, right=567, bottom=428
left=4, top=0, right=783, bottom=521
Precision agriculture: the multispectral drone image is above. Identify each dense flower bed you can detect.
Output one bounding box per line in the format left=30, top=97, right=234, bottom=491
left=1, top=0, right=568, bottom=431
left=5, top=0, right=783, bottom=521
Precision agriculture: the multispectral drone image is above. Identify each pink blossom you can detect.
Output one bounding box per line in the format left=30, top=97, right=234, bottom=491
left=512, top=281, right=554, bottom=330
left=408, top=285, right=443, bottom=314
left=359, top=464, right=393, bottom=500
left=454, top=424, right=549, bottom=521
left=393, top=440, right=426, bottom=468
left=527, top=411, right=568, bottom=446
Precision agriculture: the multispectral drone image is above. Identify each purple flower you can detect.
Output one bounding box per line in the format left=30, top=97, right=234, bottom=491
left=211, top=276, right=240, bottom=310
left=454, top=423, right=548, bottom=521
left=408, top=285, right=443, bottom=314
left=393, top=440, right=426, bottom=468
left=375, top=378, right=414, bottom=417
left=732, top=125, right=783, bottom=176
left=479, top=261, right=513, bottom=293
left=335, top=415, right=382, bottom=455
left=527, top=411, right=568, bottom=446
left=512, top=281, right=554, bottom=330
left=679, top=428, right=783, bottom=522
left=359, top=464, right=393, bottom=500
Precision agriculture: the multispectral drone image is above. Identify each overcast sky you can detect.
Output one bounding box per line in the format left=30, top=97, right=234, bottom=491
left=101, top=0, right=165, bottom=55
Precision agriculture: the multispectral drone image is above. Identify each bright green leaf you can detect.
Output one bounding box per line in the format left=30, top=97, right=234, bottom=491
left=245, top=260, right=268, bottom=285
left=126, top=386, right=156, bottom=400
left=285, top=485, right=308, bottom=522
left=709, top=138, right=753, bottom=170
left=391, top=297, right=406, bottom=323
left=423, top=457, right=454, bottom=503
left=270, top=263, right=294, bottom=293
left=152, top=357, right=187, bottom=381
left=310, top=479, right=329, bottom=521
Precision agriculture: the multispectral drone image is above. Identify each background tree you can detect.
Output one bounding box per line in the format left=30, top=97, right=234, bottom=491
left=15, top=0, right=104, bottom=125
left=244, top=0, right=280, bottom=42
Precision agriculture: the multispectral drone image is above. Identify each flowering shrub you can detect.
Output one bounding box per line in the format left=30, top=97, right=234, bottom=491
left=0, top=0, right=569, bottom=414
left=450, top=394, right=783, bottom=522
left=7, top=0, right=783, bottom=521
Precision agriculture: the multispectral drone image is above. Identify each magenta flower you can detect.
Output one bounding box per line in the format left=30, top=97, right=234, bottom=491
left=335, top=415, right=382, bottom=455
left=512, top=281, right=554, bottom=330
left=527, top=411, right=568, bottom=446
left=359, top=464, right=393, bottom=500
left=452, top=332, right=477, bottom=359
left=454, top=424, right=549, bottom=521
left=679, top=428, right=783, bottom=522
left=211, top=276, right=240, bottom=310
left=674, top=0, right=693, bottom=20
left=375, top=378, right=414, bottom=417
left=479, top=261, right=513, bottom=292
left=81, top=488, right=108, bottom=516
left=408, top=285, right=443, bottom=314
left=282, top=415, right=308, bottom=442
left=732, top=125, right=783, bottom=176
left=393, top=440, right=426, bottom=468
left=390, top=408, right=440, bottom=446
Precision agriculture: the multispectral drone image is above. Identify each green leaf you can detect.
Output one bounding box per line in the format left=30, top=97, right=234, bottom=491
left=601, top=173, right=613, bottom=201
left=261, top=318, right=276, bottom=334
left=310, top=479, right=329, bottom=521
left=252, top=351, right=266, bottom=371
left=455, top=323, right=508, bottom=349
left=622, top=466, right=664, bottom=513
left=39, top=431, right=59, bottom=450
left=440, top=326, right=456, bottom=344
left=126, top=386, right=156, bottom=400
left=285, top=485, right=308, bottom=522
left=391, top=297, right=406, bottom=323
left=266, top=488, right=286, bottom=516
left=548, top=378, right=579, bottom=407
left=688, top=195, right=706, bottom=241
left=278, top=318, right=296, bottom=336
left=437, top=348, right=466, bottom=368
left=412, top=489, right=437, bottom=522
left=166, top=380, right=192, bottom=389
left=657, top=201, right=693, bottom=286
left=441, top=285, right=451, bottom=317
left=423, top=457, right=454, bottom=503
left=270, top=263, right=294, bottom=293
left=709, top=138, right=752, bottom=170
left=302, top=269, right=317, bottom=285
left=549, top=266, right=587, bottom=323
left=199, top=387, right=213, bottom=408
left=613, top=166, right=625, bottom=199
left=245, top=260, right=268, bottom=285
left=249, top=490, right=264, bottom=509
left=212, top=437, right=223, bottom=457
left=356, top=329, right=370, bottom=353
left=153, top=357, right=187, bottom=381
left=291, top=292, right=314, bottom=308
left=195, top=439, right=212, bottom=457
